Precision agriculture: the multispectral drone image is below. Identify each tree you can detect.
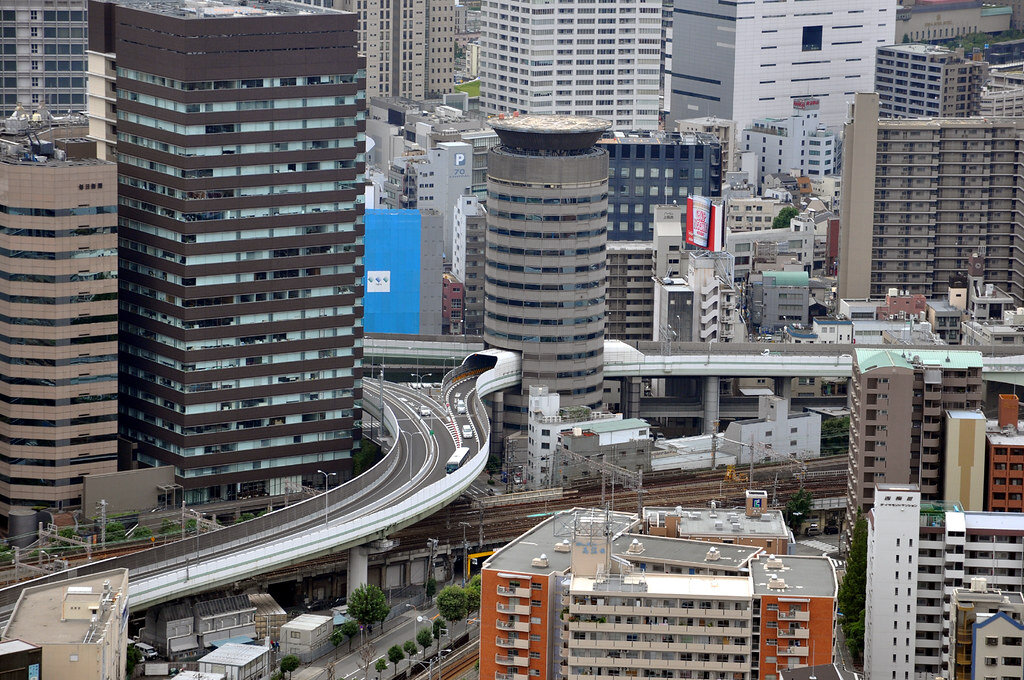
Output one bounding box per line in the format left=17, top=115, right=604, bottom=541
left=436, top=585, right=468, bottom=625
left=375, top=658, right=388, bottom=676
left=838, top=511, right=868, bottom=661
left=126, top=643, right=143, bottom=676
left=135, top=526, right=153, bottom=540
left=330, top=627, right=348, bottom=648
left=425, top=576, right=437, bottom=600
left=347, top=584, right=390, bottom=629
left=416, top=626, right=433, bottom=653
left=464, top=574, right=481, bottom=614
left=105, top=521, right=126, bottom=542
left=784, top=488, right=813, bottom=533
left=771, top=206, right=799, bottom=230
left=387, top=644, right=404, bottom=667
left=280, top=654, right=300, bottom=679
left=359, top=642, right=378, bottom=680
left=340, top=619, right=360, bottom=652
left=403, top=640, right=418, bottom=657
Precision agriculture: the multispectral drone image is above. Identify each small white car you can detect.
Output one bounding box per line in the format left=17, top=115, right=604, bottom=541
left=419, top=406, right=431, bottom=417
left=461, top=424, right=474, bottom=439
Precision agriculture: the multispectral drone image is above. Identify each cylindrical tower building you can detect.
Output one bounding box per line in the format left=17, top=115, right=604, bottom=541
left=484, top=115, right=611, bottom=430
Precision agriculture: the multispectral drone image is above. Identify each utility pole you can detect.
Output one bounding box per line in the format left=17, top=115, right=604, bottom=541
left=98, top=499, right=107, bottom=547
left=710, top=419, right=719, bottom=469
left=181, top=500, right=186, bottom=542
left=458, top=522, right=471, bottom=586
left=560, top=446, right=644, bottom=517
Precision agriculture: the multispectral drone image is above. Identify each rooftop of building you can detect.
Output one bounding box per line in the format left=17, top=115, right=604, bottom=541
left=758, top=271, right=810, bottom=287
left=199, top=643, right=269, bottom=666
left=597, top=130, right=720, bottom=146
left=98, top=0, right=339, bottom=18
left=571, top=572, right=752, bottom=599
left=195, top=595, right=254, bottom=619
left=953, top=582, right=1024, bottom=606
left=4, top=569, right=127, bottom=645
left=491, top=115, right=612, bottom=151
left=645, top=506, right=790, bottom=539
left=569, top=418, right=650, bottom=435
left=815, top=318, right=854, bottom=326
left=0, top=640, right=39, bottom=655
left=986, top=418, right=1024, bottom=443
left=854, top=347, right=983, bottom=371
left=281, top=614, right=332, bottom=631
left=612, top=533, right=760, bottom=572
left=964, top=511, right=1024, bottom=533
left=484, top=508, right=640, bottom=575
left=947, top=409, right=985, bottom=420
left=750, top=554, right=837, bottom=598
left=879, top=42, right=962, bottom=56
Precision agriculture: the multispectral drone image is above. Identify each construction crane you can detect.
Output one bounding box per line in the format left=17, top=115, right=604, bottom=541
left=558, top=446, right=644, bottom=516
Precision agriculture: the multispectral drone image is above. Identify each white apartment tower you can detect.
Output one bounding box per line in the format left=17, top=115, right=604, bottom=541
left=669, top=0, right=896, bottom=130
left=479, top=0, right=662, bottom=129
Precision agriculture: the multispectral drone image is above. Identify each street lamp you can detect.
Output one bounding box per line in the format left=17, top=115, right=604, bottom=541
left=317, top=470, right=337, bottom=526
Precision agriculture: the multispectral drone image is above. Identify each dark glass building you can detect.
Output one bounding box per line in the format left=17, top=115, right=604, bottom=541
left=597, top=131, right=721, bottom=241
left=89, top=0, right=366, bottom=504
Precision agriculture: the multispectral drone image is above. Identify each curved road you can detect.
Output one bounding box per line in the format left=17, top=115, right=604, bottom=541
left=0, top=369, right=494, bottom=615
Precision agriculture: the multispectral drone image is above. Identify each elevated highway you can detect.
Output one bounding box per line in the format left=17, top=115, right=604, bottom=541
left=0, top=350, right=521, bottom=617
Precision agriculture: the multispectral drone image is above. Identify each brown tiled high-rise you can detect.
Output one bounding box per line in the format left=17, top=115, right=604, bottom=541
left=88, top=0, right=366, bottom=504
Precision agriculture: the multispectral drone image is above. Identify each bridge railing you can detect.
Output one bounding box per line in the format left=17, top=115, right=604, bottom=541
left=0, top=394, right=406, bottom=611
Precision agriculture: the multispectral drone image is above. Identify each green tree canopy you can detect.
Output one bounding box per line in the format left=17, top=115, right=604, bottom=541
left=416, top=626, right=433, bottom=652
left=105, top=521, right=126, bottom=542
left=838, top=511, right=868, bottom=660
left=387, top=645, right=404, bottom=665
left=280, top=654, right=300, bottom=678
left=771, top=206, right=800, bottom=230
left=784, top=488, right=813, bottom=532
left=348, top=584, right=390, bottom=627
left=403, top=640, right=417, bottom=657
left=464, top=575, right=481, bottom=613
left=436, top=585, right=468, bottom=623
left=126, top=644, right=143, bottom=676
left=375, top=658, right=388, bottom=674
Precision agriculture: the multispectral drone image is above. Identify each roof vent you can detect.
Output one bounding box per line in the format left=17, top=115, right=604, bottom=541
left=766, top=554, right=784, bottom=570
left=768, top=576, right=787, bottom=590
left=627, top=538, right=645, bottom=554
left=554, top=539, right=571, bottom=553
left=706, top=547, right=721, bottom=561
left=675, top=505, right=683, bottom=515
left=714, top=521, right=724, bottom=530
left=531, top=554, right=549, bottom=568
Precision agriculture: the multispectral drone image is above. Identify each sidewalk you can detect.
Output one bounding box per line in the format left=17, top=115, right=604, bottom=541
left=304, top=605, right=446, bottom=680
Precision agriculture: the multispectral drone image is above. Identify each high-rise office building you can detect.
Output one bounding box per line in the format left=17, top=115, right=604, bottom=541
left=847, top=349, right=983, bottom=529
left=840, top=92, right=1024, bottom=305
left=294, top=0, right=453, bottom=99
left=89, top=0, right=366, bottom=504
left=0, top=129, right=117, bottom=529
left=596, top=131, right=721, bottom=241
left=875, top=44, right=988, bottom=119
left=479, top=0, right=662, bottom=129
left=484, top=116, right=609, bottom=431
left=669, top=0, right=895, bottom=130
left=0, top=1, right=89, bottom=117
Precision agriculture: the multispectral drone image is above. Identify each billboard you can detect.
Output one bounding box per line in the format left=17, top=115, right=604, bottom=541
left=685, top=195, right=722, bottom=251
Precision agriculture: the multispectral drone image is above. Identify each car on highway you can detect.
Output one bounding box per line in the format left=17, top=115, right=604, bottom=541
left=461, top=424, right=474, bottom=439
left=419, top=405, right=431, bottom=417
left=455, top=399, right=467, bottom=414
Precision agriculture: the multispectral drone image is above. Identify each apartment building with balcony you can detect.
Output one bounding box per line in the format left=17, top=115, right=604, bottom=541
left=847, top=349, right=983, bottom=530
left=840, top=92, right=1024, bottom=305
left=865, top=484, right=1024, bottom=678
left=986, top=394, right=1024, bottom=513
left=479, top=506, right=836, bottom=680
left=875, top=44, right=988, bottom=119
left=949, top=579, right=1024, bottom=680
left=451, top=195, right=485, bottom=337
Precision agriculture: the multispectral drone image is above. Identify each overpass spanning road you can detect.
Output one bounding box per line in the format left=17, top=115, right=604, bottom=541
left=0, top=350, right=521, bottom=617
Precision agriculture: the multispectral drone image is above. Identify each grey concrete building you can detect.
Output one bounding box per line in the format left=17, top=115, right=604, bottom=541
left=746, top=271, right=810, bottom=334
left=606, top=243, right=655, bottom=342
left=875, top=44, right=988, bottom=119
left=555, top=418, right=653, bottom=487
left=0, top=1, right=89, bottom=116
left=597, top=131, right=721, bottom=241
left=484, top=116, right=610, bottom=431
left=839, top=92, right=1024, bottom=305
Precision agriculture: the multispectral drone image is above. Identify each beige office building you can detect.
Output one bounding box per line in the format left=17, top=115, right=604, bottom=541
left=3, top=569, right=129, bottom=680
left=0, top=134, right=118, bottom=528
left=296, top=0, right=454, bottom=99
left=847, top=349, right=983, bottom=530
left=840, top=92, right=1024, bottom=304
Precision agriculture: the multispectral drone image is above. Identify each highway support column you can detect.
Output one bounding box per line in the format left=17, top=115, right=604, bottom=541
left=704, top=376, right=720, bottom=434
left=348, top=545, right=369, bottom=596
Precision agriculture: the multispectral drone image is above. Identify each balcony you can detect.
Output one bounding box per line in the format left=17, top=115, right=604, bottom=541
left=497, top=586, right=531, bottom=598
left=496, top=620, right=531, bottom=633
left=496, top=636, right=530, bottom=650
left=777, top=628, right=810, bottom=639
left=497, top=603, right=531, bottom=615
left=780, top=646, right=809, bottom=656
left=778, top=610, right=810, bottom=621
left=495, top=654, right=529, bottom=668
left=495, top=674, right=528, bottom=680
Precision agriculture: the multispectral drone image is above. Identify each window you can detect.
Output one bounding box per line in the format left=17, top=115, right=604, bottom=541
left=802, top=25, right=823, bottom=51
